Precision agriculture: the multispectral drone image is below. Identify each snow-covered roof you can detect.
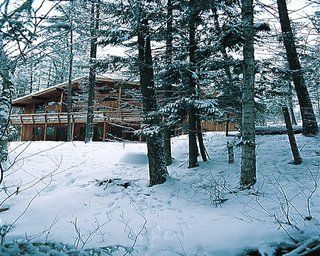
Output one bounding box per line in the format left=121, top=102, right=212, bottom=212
left=12, top=75, right=140, bottom=106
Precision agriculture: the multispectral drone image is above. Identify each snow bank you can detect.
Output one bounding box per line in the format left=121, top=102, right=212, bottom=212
left=1, top=133, right=319, bottom=255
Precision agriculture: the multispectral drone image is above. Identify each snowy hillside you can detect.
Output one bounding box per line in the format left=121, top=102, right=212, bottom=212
left=1, top=133, right=320, bottom=255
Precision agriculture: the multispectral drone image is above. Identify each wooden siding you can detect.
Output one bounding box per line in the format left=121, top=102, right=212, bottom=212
left=202, top=121, right=238, bottom=132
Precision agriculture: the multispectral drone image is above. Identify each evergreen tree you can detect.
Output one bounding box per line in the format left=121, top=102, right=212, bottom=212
left=137, top=1, right=168, bottom=186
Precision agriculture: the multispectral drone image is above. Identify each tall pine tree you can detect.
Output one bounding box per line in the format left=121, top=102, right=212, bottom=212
left=137, top=1, right=168, bottom=186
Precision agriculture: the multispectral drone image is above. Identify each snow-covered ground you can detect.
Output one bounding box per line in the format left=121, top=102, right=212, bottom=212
left=1, top=133, right=320, bottom=255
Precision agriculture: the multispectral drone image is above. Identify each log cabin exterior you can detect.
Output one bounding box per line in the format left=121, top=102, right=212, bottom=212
left=11, top=76, right=143, bottom=141
left=10, top=76, right=238, bottom=141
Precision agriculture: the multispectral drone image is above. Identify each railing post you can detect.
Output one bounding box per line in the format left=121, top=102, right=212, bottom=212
left=103, top=118, right=107, bottom=142
left=72, top=113, right=75, bottom=140
left=20, top=116, right=24, bottom=141
left=44, top=114, right=47, bottom=141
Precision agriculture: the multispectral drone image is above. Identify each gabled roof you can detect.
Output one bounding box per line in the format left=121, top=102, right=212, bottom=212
left=12, top=75, right=140, bottom=107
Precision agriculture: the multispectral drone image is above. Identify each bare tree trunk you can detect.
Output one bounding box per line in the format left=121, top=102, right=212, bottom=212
left=163, top=126, right=172, bottom=165
left=283, top=106, right=302, bottom=164
left=288, top=82, right=297, bottom=125
left=277, top=0, right=318, bottom=136
left=85, top=0, right=99, bottom=143
left=0, top=32, right=11, bottom=165
left=163, top=0, right=173, bottom=166
left=227, top=142, right=234, bottom=164
left=0, top=80, right=11, bottom=165
left=226, top=119, right=230, bottom=136
left=196, top=115, right=208, bottom=162
left=137, top=13, right=168, bottom=186
left=0, top=32, right=13, bottom=185
left=188, top=0, right=199, bottom=168
left=240, top=0, right=256, bottom=187
left=67, top=4, right=74, bottom=142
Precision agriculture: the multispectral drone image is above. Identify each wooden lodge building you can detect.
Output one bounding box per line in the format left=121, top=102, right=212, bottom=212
left=11, top=76, right=143, bottom=141
left=10, top=76, right=237, bottom=142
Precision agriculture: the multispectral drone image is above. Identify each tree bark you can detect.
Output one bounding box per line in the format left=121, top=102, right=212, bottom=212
left=196, top=115, right=208, bottom=162
left=0, top=32, right=11, bottom=165
left=85, top=0, right=99, bottom=143
left=283, top=106, right=302, bottom=165
left=67, top=4, right=74, bottom=142
left=277, top=0, right=318, bottom=136
left=0, top=80, right=11, bottom=165
left=163, top=0, right=173, bottom=166
left=240, top=0, right=256, bottom=187
left=137, top=13, right=168, bottom=186
left=0, top=32, right=13, bottom=186
left=188, top=0, right=199, bottom=168
left=288, top=82, right=297, bottom=125
left=227, top=141, right=235, bottom=164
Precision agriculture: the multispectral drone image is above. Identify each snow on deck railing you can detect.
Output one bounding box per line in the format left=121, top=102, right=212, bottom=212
left=10, top=110, right=141, bottom=125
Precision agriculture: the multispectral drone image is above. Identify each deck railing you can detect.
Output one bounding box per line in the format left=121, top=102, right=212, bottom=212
left=10, top=110, right=141, bottom=125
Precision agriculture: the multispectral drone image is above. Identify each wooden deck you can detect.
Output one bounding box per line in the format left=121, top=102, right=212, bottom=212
left=10, top=111, right=141, bottom=126
left=10, top=110, right=238, bottom=142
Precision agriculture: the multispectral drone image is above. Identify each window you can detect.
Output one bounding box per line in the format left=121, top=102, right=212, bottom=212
left=33, top=127, right=42, bottom=136
left=47, top=127, right=55, bottom=136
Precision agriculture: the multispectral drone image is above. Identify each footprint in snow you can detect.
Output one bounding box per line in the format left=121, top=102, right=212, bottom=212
left=67, top=178, right=76, bottom=185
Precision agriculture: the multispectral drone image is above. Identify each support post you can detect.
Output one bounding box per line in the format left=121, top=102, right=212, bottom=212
left=44, top=114, right=47, bottom=141
left=20, top=116, right=24, bottom=141
left=59, top=91, right=64, bottom=112
left=118, top=86, right=122, bottom=109
left=71, top=114, right=75, bottom=140
left=103, top=119, right=107, bottom=142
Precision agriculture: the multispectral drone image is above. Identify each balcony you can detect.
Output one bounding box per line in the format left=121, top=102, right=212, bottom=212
left=10, top=110, right=141, bottom=126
